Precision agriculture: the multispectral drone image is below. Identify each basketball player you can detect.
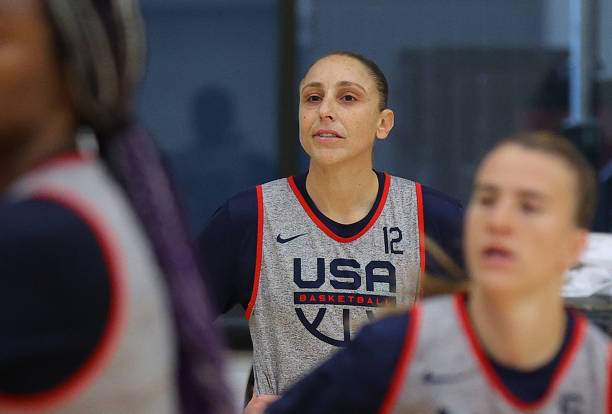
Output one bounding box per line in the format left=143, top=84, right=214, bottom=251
left=0, top=1, right=231, bottom=413
left=249, top=132, right=610, bottom=414
left=198, top=51, right=465, bottom=399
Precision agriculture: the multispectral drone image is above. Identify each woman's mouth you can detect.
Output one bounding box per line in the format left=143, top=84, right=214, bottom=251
left=314, top=130, right=343, bottom=142
left=481, top=245, right=515, bottom=267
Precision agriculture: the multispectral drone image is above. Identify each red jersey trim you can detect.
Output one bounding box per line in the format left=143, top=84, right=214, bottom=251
left=0, top=187, right=128, bottom=412
left=287, top=173, right=391, bottom=243
left=245, top=185, right=264, bottom=319
left=415, top=182, right=425, bottom=298
left=377, top=304, right=422, bottom=414
left=454, top=294, right=587, bottom=412
left=29, top=151, right=93, bottom=175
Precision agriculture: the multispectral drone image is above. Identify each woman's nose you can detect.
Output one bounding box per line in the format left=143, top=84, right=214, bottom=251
left=318, top=96, right=335, bottom=120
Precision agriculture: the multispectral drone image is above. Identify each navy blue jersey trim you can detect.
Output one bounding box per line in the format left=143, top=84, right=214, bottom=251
left=489, top=310, right=576, bottom=402
left=291, top=170, right=385, bottom=239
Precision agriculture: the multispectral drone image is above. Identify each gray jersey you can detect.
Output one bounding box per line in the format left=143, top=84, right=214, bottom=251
left=383, top=295, right=611, bottom=414
left=1, top=153, right=178, bottom=414
left=247, top=174, right=425, bottom=395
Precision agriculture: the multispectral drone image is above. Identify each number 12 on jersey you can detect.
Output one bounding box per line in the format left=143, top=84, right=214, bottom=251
left=383, top=227, right=403, bottom=255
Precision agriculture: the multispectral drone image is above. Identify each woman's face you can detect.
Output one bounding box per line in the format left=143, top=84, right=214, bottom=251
left=0, top=0, right=73, bottom=149
left=298, top=54, right=394, bottom=169
left=464, top=144, right=587, bottom=298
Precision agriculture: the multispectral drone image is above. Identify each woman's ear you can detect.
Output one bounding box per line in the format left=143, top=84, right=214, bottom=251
left=375, top=109, right=394, bottom=140
left=566, top=228, right=588, bottom=269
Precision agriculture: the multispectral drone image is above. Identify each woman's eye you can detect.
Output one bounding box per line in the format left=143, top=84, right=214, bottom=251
left=306, top=95, right=321, bottom=102
left=341, top=95, right=356, bottom=102
left=477, top=195, right=495, bottom=206
left=521, top=202, right=539, bottom=213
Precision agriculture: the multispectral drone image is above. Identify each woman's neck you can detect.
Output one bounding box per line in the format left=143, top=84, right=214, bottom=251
left=0, top=114, right=76, bottom=193
left=468, top=285, right=567, bottom=370
left=305, top=161, right=379, bottom=224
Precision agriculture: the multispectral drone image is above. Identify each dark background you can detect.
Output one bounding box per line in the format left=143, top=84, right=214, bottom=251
left=137, top=0, right=612, bottom=236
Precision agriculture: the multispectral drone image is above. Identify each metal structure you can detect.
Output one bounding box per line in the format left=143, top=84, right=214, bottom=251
left=278, top=0, right=299, bottom=177
left=564, top=0, right=602, bottom=166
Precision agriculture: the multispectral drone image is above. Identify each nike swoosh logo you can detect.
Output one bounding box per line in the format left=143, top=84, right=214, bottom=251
left=422, top=370, right=472, bottom=385
left=276, top=233, right=307, bottom=243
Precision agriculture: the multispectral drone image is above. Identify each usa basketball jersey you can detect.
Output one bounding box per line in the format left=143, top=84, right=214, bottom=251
left=0, top=153, right=178, bottom=414
left=380, top=294, right=612, bottom=414
left=247, top=173, right=425, bottom=395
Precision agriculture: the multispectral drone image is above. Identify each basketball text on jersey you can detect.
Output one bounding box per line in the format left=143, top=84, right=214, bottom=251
left=292, top=255, right=398, bottom=346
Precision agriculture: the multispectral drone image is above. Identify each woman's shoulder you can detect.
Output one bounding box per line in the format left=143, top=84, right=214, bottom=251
left=0, top=197, right=106, bottom=252
left=0, top=198, right=111, bottom=396
left=210, top=186, right=260, bottom=229
left=357, top=311, right=412, bottom=354
left=0, top=197, right=112, bottom=287
left=420, top=184, right=463, bottom=213
left=385, top=174, right=462, bottom=209
left=385, top=174, right=463, bottom=221
left=215, top=176, right=291, bottom=225
left=197, top=184, right=264, bottom=255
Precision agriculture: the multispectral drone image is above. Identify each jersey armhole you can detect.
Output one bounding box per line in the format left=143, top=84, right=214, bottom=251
left=377, top=305, right=422, bottom=414
left=245, top=185, right=264, bottom=319
left=0, top=187, right=128, bottom=412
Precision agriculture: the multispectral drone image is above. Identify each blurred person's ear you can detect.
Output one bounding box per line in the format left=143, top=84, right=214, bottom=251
left=565, top=228, right=589, bottom=269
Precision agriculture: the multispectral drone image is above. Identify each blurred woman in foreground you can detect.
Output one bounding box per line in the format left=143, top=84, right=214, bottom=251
left=0, top=1, right=231, bottom=413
